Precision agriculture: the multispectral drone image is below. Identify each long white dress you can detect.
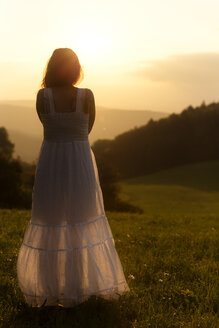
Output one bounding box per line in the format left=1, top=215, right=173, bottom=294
left=16, top=87, right=130, bottom=307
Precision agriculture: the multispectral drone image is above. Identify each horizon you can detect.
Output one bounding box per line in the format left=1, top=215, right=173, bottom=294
left=0, top=98, right=170, bottom=113
left=0, top=97, right=215, bottom=115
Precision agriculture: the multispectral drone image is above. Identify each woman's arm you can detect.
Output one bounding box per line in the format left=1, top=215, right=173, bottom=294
left=36, top=89, right=44, bottom=123
left=85, top=88, right=96, bottom=134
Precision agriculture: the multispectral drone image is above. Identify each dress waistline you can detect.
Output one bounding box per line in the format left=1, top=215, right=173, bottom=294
left=43, top=130, right=88, bottom=142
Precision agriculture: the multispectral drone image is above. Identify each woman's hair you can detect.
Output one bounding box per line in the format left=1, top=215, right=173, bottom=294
left=41, top=48, right=84, bottom=88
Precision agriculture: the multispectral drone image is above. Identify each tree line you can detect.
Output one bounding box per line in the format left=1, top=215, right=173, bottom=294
left=0, top=127, right=33, bottom=208
left=93, top=101, right=219, bottom=179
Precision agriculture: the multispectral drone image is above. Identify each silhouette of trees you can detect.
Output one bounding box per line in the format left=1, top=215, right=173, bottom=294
left=92, top=101, right=219, bottom=179
left=92, top=141, right=142, bottom=213
left=0, top=127, right=31, bottom=208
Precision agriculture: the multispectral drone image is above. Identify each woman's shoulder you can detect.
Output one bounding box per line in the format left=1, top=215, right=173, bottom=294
left=83, top=87, right=94, bottom=95
left=78, top=87, right=93, bottom=94
left=82, top=88, right=94, bottom=102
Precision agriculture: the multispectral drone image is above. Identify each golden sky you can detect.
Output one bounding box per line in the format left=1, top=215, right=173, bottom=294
left=1, top=0, right=219, bottom=112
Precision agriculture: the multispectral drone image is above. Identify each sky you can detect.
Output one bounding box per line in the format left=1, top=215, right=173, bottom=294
left=1, top=0, right=219, bottom=112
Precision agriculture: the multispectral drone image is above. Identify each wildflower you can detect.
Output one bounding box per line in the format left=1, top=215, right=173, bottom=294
left=128, top=274, right=135, bottom=280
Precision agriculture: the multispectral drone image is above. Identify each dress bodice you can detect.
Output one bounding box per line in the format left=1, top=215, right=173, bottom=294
left=39, top=88, right=89, bottom=142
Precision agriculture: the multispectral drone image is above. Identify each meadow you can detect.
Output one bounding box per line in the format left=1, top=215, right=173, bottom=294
left=0, top=161, right=218, bottom=327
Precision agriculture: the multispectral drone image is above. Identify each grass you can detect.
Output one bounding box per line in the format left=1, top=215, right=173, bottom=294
left=0, top=160, right=219, bottom=327
left=120, top=160, right=219, bottom=216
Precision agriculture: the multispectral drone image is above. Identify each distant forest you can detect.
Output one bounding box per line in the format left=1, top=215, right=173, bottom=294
left=93, top=101, right=219, bottom=179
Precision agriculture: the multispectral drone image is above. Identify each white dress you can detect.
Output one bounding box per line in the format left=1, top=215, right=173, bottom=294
left=16, top=87, right=130, bottom=307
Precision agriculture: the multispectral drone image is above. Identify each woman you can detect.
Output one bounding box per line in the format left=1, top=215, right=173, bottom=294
left=17, top=48, right=130, bottom=307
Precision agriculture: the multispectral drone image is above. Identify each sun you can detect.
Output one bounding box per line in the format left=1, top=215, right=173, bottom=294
left=72, top=27, right=113, bottom=64
left=77, top=31, right=109, bottom=54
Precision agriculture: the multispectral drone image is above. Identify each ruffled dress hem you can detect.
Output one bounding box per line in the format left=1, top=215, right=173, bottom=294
left=22, top=280, right=130, bottom=308
left=17, top=213, right=130, bottom=308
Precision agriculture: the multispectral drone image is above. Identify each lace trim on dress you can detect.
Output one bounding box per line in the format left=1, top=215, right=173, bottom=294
left=29, top=214, right=106, bottom=228
left=21, top=235, right=114, bottom=252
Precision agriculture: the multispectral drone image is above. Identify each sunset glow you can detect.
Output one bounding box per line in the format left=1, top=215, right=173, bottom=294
left=1, top=0, right=219, bottom=112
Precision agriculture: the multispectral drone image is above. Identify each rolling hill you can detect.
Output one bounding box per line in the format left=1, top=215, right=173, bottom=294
left=120, top=160, right=219, bottom=216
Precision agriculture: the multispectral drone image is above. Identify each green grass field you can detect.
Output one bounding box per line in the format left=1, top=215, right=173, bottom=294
left=120, top=160, right=219, bottom=216
left=0, top=160, right=219, bottom=327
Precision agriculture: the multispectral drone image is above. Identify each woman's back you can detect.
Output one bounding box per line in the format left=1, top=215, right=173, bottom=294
left=36, top=86, right=96, bottom=137
left=37, top=87, right=89, bottom=142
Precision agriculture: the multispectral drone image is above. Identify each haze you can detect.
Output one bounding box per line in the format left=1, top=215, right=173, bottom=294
left=1, top=0, right=219, bottom=112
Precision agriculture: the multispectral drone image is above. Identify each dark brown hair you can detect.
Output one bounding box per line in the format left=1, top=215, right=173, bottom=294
left=41, top=48, right=84, bottom=88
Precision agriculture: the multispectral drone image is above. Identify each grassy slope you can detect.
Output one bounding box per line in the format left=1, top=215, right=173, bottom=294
left=0, top=160, right=219, bottom=327
left=120, top=160, right=219, bottom=216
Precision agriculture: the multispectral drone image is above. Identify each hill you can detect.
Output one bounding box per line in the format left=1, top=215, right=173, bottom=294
left=119, top=160, right=219, bottom=216
left=0, top=100, right=167, bottom=162
left=93, top=101, right=219, bottom=179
